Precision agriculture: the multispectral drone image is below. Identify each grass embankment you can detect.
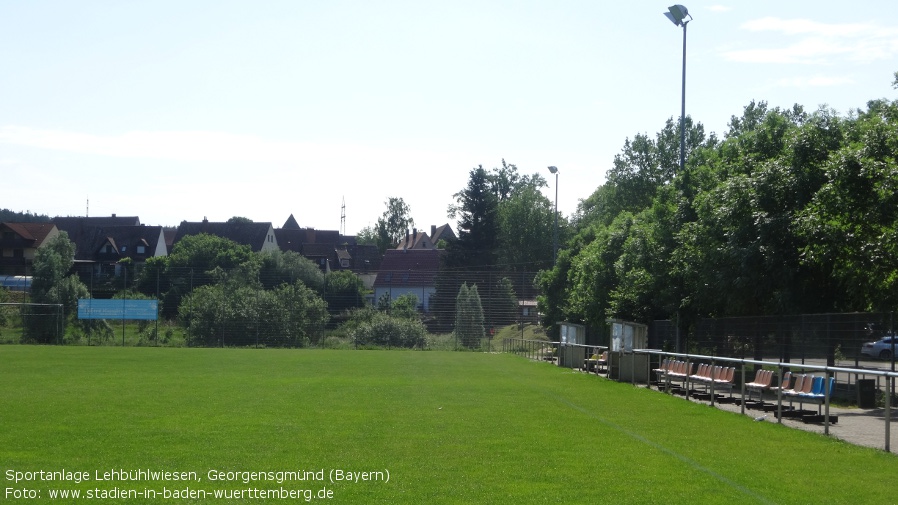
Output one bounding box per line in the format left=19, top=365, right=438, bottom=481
left=1, top=347, right=894, bottom=504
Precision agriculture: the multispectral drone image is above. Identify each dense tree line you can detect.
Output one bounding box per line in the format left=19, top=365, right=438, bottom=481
left=0, top=209, right=50, bottom=222
left=537, top=83, right=898, bottom=341
left=429, top=161, right=560, bottom=335
left=132, top=233, right=374, bottom=346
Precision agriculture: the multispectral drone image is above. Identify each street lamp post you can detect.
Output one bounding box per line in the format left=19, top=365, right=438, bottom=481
left=664, top=4, right=692, bottom=176
left=547, top=166, right=559, bottom=264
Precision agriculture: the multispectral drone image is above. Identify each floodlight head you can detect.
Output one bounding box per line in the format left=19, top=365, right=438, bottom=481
left=664, top=4, right=691, bottom=26
left=547, top=166, right=558, bottom=174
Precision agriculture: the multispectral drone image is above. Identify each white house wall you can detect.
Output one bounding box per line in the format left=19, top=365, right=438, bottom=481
left=153, top=229, right=168, bottom=256
left=373, top=286, right=436, bottom=312
left=261, top=225, right=279, bottom=252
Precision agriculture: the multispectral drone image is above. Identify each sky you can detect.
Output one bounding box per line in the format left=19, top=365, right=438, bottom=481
left=2, top=1, right=897, bottom=234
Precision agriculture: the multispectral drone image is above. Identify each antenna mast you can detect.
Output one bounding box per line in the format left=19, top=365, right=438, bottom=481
left=340, top=197, right=346, bottom=236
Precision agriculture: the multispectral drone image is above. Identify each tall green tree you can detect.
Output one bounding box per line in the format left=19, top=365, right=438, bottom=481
left=373, top=197, right=414, bottom=253
left=355, top=225, right=378, bottom=247
left=496, top=184, right=556, bottom=271
left=798, top=98, right=898, bottom=311
left=323, top=270, right=365, bottom=314
left=492, top=277, right=519, bottom=327
left=455, top=282, right=484, bottom=348
left=158, top=233, right=257, bottom=318
left=483, top=159, right=547, bottom=201
left=604, top=116, right=709, bottom=217
left=446, top=166, right=500, bottom=269
left=258, top=249, right=325, bottom=291
left=26, top=232, right=88, bottom=342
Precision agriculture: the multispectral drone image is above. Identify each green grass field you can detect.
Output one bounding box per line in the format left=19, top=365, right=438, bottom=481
left=1, top=347, right=895, bottom=504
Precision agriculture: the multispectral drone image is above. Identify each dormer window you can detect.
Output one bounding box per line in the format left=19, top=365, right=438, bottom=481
left=136, top=245, right=146, bottom=254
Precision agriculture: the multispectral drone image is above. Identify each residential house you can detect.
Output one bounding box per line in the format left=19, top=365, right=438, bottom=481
left=85, top=225, right=168, bottom=275
left=53, top=215, right=141, bottom=238
left=275, top=214, right=382, bottom=273
left=394, top=225, right=456, bottom=251
left=0, top=222, right=60, bottom=276
left=395, top=228, right=435, bottom=250
left=429, top=224, right=457, bottom=245
left=373, top=249, right=442, bottom=311
left=51, top=216, right=166, bottom=276
left=174, top=218, right=279, bottom=253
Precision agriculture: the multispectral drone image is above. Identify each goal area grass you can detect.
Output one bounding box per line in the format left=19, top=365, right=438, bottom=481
left=1, top=346, right=894, bottom=504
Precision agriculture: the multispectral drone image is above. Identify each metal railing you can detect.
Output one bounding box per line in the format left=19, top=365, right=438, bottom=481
left=502, top=338, right=560, bottom=363
left=642, top=350, right=898, bottom=452
left=503, top=337, right=898, bottom=453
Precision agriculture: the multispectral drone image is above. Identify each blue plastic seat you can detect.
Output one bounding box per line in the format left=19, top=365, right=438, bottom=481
left=800, top=376, right=824, bottom=397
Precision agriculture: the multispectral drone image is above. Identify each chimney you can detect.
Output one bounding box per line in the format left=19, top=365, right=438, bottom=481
left=431, top=225, right=436, bottom=237
left=412, top=228, right=417, bottom=245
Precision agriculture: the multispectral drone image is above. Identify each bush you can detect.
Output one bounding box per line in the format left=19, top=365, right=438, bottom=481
left=349, top=312, right=426, bottom=349
left=321, top=335, right=352, bottom=349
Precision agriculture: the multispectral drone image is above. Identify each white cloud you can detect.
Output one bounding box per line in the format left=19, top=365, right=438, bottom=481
left=722, top=17, right=898, bottom=64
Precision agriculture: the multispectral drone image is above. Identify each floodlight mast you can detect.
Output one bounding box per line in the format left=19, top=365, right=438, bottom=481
left=664, top=4, right=692, bottom=178
left=547, top=166, right=559, bottom=264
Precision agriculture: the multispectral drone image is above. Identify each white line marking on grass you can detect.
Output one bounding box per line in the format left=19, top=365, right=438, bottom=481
left=550, top=393, right=778, bottom=505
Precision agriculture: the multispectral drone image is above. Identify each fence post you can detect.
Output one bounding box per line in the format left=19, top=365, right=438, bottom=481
left=824, top=371, right=832, bottom=436
left=886, top=377, right=892, bottom=453
left=776, top=367, right=784, bottom=424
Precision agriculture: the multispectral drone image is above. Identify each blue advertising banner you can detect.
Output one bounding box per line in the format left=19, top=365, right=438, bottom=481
left=77, top=299, right=158, bottom=320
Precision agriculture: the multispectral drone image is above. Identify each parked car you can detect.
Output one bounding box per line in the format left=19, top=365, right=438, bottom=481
left=861, top=335, right=898, bottom=359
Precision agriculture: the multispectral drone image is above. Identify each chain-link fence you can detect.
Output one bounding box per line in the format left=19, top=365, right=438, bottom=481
left=0, top=303, right=64, bottom=344
left=649, top=312, right=897, bottom=367
left=2, top=265, right=544, bottom=348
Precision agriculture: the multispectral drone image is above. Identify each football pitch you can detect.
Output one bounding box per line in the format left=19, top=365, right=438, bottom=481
left=1, top=346, right=895, bottom=504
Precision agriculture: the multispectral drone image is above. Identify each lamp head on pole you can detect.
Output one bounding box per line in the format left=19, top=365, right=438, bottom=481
left=664, top=4, right=691, bottom=26
left=547, top=165, right=558, bottom=174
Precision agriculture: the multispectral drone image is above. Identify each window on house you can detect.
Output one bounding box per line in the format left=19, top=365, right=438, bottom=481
left=136, top=245, right=146, bottom=254
left=121, top=245, right=127, bottom=252
left=341, top=259, right=350, bottom=268
left=13, top=249, right=23, bottom=258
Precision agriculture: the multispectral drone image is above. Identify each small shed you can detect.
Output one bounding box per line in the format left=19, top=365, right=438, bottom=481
left=608, top=319, right=648, bottom=352
left=608, top=319, right=650, bottom=382
left=558, top=322, right=586, bottom=368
